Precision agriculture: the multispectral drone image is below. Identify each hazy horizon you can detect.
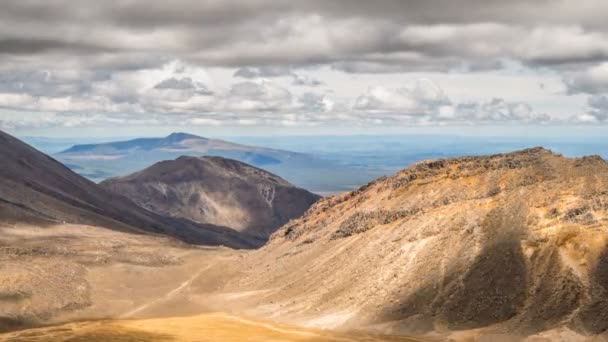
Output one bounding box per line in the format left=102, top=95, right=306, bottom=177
left=19, top=130, right=608, bottom=195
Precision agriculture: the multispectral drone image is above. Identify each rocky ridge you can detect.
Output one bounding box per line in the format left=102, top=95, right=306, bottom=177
left=228, top=147, right=608, bottom=340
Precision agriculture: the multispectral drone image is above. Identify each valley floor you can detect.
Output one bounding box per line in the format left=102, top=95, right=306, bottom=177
left=0, top=224, right=420, bottom=341
left=0, top=313, right=421, bottom=342
left=1, top=223, right=605, bottom=341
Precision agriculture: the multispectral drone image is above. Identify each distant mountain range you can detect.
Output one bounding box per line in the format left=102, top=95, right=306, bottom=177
left=60, top=132, right=289, bottom=165
left=55, top=132, right=370, bottom=194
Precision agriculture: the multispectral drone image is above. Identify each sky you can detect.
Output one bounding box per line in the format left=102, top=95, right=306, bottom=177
left=1, top=1, right=608, bottom=137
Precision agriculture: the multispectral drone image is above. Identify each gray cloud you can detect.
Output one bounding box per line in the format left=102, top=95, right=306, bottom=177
left=154, top=77, right=213, bottom=95
left=451, top=99, right=551, bottom=123
left=353, top=80, right=450, bottom=114
left=226, top=81, right=293, bottom=112
left=154, top=77, right=196, bottom=90
left=564, top=63, right=608, bottom=94
left=298, top=92, right=332, bottom=112
left=0, top=38, right=108, bottom=54
left=349, top=80, right=552, bottom=124
left=0, top=66, right=556, bottom=130
left=1, top=1, right=608, bottom=71
left=292, top=74, right=323, bottom=87
left=234, top=66, right=323, bottom=87
left=0, top=70, right=95, bottom=97
left=581, top=95, right=608, bottom=122
left=233, top=66, right=294, bottom=78
left=0, top=1, right=605, bottom=129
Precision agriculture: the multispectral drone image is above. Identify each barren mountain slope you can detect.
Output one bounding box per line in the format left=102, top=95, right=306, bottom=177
left=0, top=224, right=419, bottom=342
left=0, top=223, right=204, bottom=332
left=222, top=147, right=608, bottom=340
left=0, top=130, right=253, bottom=248
left=100, top=156, right=320, bottom=239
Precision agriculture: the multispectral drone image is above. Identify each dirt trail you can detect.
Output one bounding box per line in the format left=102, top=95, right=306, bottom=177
left=120, top=262, right=215, bottom=318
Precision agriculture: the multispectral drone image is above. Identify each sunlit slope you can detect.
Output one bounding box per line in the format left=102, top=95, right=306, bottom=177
left=227, top=148, right=608, bottom=339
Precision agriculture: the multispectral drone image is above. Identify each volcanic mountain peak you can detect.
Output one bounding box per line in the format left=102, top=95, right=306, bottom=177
left=148, top=155, right=291, bottom=186
left=100, top=155, right=320, bottom=239
left=238, top=147, right=608, bottom=339
left=165, top=132, right=205, bottom=141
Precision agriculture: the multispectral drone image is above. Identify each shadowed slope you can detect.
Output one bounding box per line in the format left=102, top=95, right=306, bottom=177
left=100, top=156, right=320, bottom=240
left=0, top=129, right=254, bottom=248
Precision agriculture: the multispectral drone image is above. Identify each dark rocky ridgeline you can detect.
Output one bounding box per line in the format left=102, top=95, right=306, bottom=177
left=0, top=129, right=256, bottom=249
